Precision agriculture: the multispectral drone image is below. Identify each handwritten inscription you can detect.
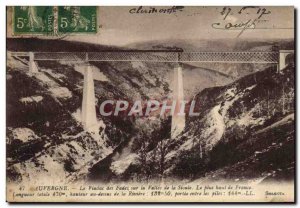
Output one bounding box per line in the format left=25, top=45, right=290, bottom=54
left=212, top=6, right=271, bottom=37
left=129, top=6, right=184, bottom=14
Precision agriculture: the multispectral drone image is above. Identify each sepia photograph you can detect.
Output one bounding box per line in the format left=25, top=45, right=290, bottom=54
left=5, top=5, right=295, bottom=203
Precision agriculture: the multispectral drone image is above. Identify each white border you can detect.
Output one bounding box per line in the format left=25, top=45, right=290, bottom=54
left=0, top=0, right=298, bottom=207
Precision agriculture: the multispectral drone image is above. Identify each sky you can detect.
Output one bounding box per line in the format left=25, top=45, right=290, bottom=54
left=66, top=6, right=294, bottom=46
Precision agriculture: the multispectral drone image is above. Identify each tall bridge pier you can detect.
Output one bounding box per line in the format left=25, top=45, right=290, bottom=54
left=171, top=65, right=185, bottom=139
left=28, top=52, right=98, bottom=131
left=29, top=52, right=39, bottom=73
left=81, top=63, right=98, bottom=131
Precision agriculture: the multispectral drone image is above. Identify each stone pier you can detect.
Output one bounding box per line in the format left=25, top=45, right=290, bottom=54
left=81, top=63, right=98, bottom=131
left=171, top=65, right=185, bottom=139
left=29, top=52, right=39, bottom=73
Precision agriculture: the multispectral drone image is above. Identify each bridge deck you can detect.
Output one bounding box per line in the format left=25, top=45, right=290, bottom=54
left=9, top=51, right=282, bottom=63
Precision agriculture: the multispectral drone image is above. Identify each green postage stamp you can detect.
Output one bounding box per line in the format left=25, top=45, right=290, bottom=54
left=13, top=6, right=54, bottom=34
left=13, top=6, right=97, bottom=35
left=58, top=6, right=97, bottom=33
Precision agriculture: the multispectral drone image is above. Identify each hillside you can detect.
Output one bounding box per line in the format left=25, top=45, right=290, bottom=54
left=99, top=61, right=295, bottom=183
left=127, top=38, right=294, bottom=51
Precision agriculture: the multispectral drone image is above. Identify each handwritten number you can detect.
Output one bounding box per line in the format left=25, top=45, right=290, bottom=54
left=257, top=8, right=271, bottom=19
left=220, top=7, right=231, bottom=20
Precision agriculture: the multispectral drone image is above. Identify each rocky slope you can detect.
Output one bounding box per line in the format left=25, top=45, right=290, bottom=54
left=6, top=54, right=113, bottom=183
left=107, top=62, right=295, bottom=183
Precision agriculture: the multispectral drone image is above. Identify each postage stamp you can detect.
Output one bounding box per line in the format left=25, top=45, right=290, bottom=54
left=58, top=6, right=97, bottom=33
left=13, top=6, right=54, bottom=34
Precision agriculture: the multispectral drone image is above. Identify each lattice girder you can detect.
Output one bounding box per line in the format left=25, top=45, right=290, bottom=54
left=9, top=51, right=281, bottom=64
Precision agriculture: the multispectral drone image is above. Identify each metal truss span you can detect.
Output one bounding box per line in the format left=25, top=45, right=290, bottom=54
left=10, top=51, right=280, bottom=64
